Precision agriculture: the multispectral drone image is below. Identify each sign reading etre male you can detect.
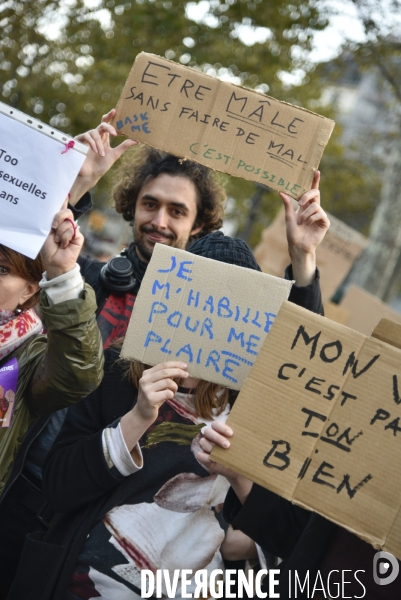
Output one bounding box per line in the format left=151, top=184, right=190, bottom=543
left=112, top=52, right=335, bottom=199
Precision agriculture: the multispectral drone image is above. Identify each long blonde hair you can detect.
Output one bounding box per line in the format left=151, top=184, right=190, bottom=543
left=127, top=360, right=230, bottom=421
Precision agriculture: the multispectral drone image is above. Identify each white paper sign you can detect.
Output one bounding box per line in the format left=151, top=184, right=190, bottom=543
left=0, top=103, right=88, bottom=258
left=121, top=244, right=293, bottom=389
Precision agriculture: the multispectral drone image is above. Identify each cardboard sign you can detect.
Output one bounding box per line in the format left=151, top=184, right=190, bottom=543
left=338, top=285, right=401, bottom=335
left=112, top=53, right=335, bottom=199
left=323, top=301, right=350, bottom=325
left=0, top=102, right=88, bottom=259
left=121, top=244, right=292, bottom=389
left=254, top=209, right=367, bottom=303
left=212, top=301, right=401, bottom=558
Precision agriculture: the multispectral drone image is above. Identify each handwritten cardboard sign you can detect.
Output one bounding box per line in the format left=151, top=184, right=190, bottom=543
left=338, top=285, right=401, bottom=335
left=0, top=102, right=87, bottom=259
left=112, top=53, right=335, bottom=199
left=254, top=208, right=367, bottom=303
left=212, top=301, right=401, bottom=557
left=121, top=244, right=292, bottom=389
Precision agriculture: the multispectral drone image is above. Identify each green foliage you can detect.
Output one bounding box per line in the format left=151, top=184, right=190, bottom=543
left=319, top=123, right=381, bottom=235
left=1, top=0, right=326, bottom=128
left=0, top=0, right=384, bottom=241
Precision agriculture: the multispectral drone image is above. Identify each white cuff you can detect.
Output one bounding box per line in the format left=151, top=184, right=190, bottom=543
left=39, top=264, right=84, bottom=306
left=256, top=543, right=267, bottom=570
left=102, top=423, right=143, bottom=476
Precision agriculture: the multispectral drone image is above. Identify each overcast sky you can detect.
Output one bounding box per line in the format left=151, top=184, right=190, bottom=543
left=47, top=0, right=401, bottom=70
left=186, top=0, right=401, bottom=62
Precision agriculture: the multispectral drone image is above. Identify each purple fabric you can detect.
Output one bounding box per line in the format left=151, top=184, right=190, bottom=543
left=0, top=357, right=18, bottom=428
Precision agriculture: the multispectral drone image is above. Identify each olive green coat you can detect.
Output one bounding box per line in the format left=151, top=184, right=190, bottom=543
left=0, top=283, right=104, bottom=493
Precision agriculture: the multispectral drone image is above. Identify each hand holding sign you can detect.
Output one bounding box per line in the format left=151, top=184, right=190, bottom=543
left=211, top=301, right=401, bottom=559
left=40, top=202, right=84, bottom=280
left=69, top=109, right=139, bottom=206
left=198, top=421, right=253, bottom=504
left=280, top=171, right=330, bottom=286
left=120, top=361, right=189, bottom=454
left=136, top=361, right=189, bottom=423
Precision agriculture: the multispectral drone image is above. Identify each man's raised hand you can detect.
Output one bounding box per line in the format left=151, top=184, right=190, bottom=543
left=280, top=171, right=330, bottom=286
left=69, top=109, right=138, bottom=206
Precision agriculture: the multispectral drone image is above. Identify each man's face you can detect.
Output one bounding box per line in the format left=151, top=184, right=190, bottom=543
left=133, top=173, right=203, bottom=262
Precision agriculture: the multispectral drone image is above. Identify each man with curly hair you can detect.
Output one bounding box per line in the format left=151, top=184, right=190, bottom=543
left=69, top=109, right=226, bottom=346
left=112, top=145, right=225, bottom=261
left=70, top=108, right=328, bottom=346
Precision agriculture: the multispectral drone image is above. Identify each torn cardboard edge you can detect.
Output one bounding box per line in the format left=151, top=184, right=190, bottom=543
left=339, top=285, right=401, bottom=336
left=371, top=318, right=401, bottom=350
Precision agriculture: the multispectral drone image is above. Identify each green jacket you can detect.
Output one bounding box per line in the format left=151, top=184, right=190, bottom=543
left=0, top=283, right=104, bottom=493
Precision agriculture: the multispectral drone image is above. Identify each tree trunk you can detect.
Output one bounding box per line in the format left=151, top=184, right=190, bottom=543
left=346, top=134, right=401, bottom=300
left=236, top=185, right=268, bottom=245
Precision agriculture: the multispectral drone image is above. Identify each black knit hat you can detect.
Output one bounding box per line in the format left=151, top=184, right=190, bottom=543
left=188, top=231, right=261, bottom=271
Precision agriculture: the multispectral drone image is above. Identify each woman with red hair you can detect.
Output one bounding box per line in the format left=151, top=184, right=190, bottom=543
left=0, top=205, right=103, bottom=592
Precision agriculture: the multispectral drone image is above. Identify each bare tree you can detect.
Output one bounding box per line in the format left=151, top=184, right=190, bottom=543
left=344, top=0, right=401, bottom=299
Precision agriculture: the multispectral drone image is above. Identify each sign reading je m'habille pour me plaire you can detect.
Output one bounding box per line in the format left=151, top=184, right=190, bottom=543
left=121, top=244, right=293, bottom=390
left=112, top=53, right=335, bottom=200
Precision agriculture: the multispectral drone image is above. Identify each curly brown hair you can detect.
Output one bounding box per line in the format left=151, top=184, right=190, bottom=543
left=113, top=146, right=226, bottom=241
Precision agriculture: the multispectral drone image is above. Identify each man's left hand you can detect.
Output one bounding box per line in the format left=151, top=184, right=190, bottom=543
left=280, top=171, right=329, bottom=286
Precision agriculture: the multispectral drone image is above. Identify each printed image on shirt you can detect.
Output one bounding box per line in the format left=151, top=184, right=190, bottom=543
left=69, top=392, right=230, bottom=600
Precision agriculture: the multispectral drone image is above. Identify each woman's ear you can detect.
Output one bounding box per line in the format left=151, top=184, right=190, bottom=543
left=18, top=281, right=40, bottom=309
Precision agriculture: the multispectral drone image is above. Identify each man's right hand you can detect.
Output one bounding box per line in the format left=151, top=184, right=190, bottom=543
left=68, top=108, right=139, bottom=206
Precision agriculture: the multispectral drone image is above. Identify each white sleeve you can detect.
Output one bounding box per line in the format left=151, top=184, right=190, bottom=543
left=256, top=544, right=268, bottom=570
left=102, top=423, right=143, bottom=476
left=39, top=264, right=84, bottom=306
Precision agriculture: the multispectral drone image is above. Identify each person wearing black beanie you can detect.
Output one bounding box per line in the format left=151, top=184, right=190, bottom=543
left=189, top=231, right=262, bottom=271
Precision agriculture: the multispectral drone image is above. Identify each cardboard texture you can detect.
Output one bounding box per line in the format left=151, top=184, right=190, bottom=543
left=121, top=244, right=292, bottom=389
left=112, top=52, right=335, bottom=199
left=338, top=285, right=401, bottom=336
left=323, top=301, right=350, bottom=325
left=211, top=301, right=401, bottom=558
left=254, top=208, right=368, bottom=303
left=372, top=318, right=401, bottom=350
